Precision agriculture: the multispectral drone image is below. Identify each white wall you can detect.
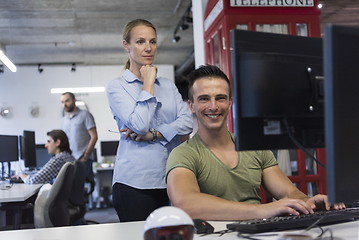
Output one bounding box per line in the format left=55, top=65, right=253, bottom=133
left=192, top=0, right=207, bottom=67
left=0, top=64, right=174, bottom=162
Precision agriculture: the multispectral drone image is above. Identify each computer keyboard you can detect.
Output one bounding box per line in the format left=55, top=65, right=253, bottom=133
left=227, top=207, right=359, bottom=234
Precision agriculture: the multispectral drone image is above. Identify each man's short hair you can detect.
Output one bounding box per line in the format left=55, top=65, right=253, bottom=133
left=62, top=92, right=76, bottom=100
left=187, top=65, right=231, bottom=101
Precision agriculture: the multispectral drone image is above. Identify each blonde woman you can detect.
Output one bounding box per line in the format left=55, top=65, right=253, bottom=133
left=106, top=19, right=193, bottom=222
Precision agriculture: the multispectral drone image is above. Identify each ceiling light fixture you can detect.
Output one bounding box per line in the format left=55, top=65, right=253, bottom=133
left=185, top=15, right=193, bottom=23
left=38, top=64, right=44, bottom=73
left=173, top=35, right=181, bottom=43
left=184, top=4, right=193, bottom=23
left=75, top=100, right=86, bottom=106
left=54, top=41, right=77, bottom=47
left=50, top=87, right=105, bottom=94
left=172, top=3, right=192, bottom=44
left=0, top=44, right=17, bottom=73
left=179, top=21, right=189, bottom=31
left=0, top=105, right=11, bottom=118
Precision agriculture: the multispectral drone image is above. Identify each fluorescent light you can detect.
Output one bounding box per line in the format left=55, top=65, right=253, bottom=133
left=75, top=101, right=85, bottom=106
left=50, top=87, right=105, bottom=94
left=0, top=50, right=17, bottom=72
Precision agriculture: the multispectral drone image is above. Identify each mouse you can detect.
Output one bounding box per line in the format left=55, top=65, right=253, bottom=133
left=192, top=218, right=214, bottom=234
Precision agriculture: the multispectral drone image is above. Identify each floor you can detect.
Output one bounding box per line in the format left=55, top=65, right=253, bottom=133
left=84, top=207, right=119, bottom=224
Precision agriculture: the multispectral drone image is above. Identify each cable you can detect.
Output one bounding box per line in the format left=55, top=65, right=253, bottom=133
left=237, top=232, right=279, bottom=240
left=283, top=118, right=326, bottom=168
left=237, top=232, right=262, bottom=240
left=199, top=229, right=234, bottom=237
left=304, top=211, right=359, bottom=239
left=318, top=228, right=333, bottom=240
left=304, top=225, right=333, bottom=240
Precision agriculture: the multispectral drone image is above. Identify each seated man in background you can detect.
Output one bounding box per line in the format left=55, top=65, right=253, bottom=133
left=14, top=129, right=76, bottom=184
left=166, top=65, right=345, bottom=221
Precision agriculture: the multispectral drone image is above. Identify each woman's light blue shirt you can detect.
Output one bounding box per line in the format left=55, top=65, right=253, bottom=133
left=106, top=69, right=193, bottom=189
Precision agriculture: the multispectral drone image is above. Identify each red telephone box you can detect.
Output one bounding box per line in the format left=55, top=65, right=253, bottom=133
left=203, top=0, right=326, bottom=198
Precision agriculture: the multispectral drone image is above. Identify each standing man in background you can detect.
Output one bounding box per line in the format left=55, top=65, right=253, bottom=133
left=60, top=92, right=98, bottom=186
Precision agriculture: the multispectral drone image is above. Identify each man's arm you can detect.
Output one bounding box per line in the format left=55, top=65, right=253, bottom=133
left=263, top=165, right=345, bottom=211
left=167, top=167, right=314, bottom=221
left=80, top=127, right=98, bottom=162
left=262, top=165, right=310, bottom=201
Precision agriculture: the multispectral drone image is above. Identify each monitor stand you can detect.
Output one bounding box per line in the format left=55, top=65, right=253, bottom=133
left=1, top=162, right=11, bottom=178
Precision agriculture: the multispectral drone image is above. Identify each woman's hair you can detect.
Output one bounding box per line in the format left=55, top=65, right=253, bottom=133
left=47, top=129, right=72, bottom=154
left=122, top=19, right=157, bottom=69
left=187, top=65, right=231, bottom=101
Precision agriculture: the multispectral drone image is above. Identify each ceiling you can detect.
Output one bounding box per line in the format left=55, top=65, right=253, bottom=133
left=0, top=0, right=194, bottom=71
left=1, top=0, right=359, bottom=74
left=320, top=0, right=359, bottom=30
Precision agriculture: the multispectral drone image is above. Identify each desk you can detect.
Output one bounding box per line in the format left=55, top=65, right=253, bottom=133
left=0, top=183, right=42, bottom=229
left=93, top=167, right=113, bottom=208
left=0, top=184, right=42, bottom=203
left=0, top=220, right=359, bottom=239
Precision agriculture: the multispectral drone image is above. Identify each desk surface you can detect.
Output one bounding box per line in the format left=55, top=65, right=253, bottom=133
left=0, top=183, right=42, bottom=203
left=0, top=220, right=358, bottom=239
left=94, top=167, right=114, bottom=172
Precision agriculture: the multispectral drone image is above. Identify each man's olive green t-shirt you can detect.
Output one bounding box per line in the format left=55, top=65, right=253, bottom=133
left=166, top=133, right=278, bottom=204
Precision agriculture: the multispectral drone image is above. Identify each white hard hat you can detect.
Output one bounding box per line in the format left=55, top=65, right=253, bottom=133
left=144, top=206, right=194, bottom=240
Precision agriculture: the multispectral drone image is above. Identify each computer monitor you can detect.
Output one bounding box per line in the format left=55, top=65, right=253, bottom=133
left=35, top=144, right=53, bottom=169
left=20, top=130, right=37, bottom=169
left=0, top=135, right=19, bottom=162
left=230, top=30, right=324, bottom=151
left=324, top=25, right=359, bottom=203
left=100, top=141, right=119, bottom=156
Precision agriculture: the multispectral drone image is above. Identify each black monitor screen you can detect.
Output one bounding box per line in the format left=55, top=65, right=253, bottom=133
left=324, top=25, right=359, bottom=203
left=20, top=130, right=36, bottom=169
left=35, top=144, right=53, bottom=169
left=0, top=135, right=19, bottom=162
left=230, top=30, right=324, bottom=151
left=100, top=141, right=119, bottom=156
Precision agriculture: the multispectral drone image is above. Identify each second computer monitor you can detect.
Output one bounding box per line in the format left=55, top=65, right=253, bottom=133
left=230, top=29, right=324, bottom=151
left=0, top=135, right=19, bottom=162
left=20, top=130, right=37, bottom=169
left=35, top=144, right=53, bottom=169
left=324, top=25, right=359, bottom=203
left=100, top=141, right=119, bottom=156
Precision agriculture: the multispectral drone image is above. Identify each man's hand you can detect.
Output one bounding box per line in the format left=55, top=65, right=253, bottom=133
left=257, top=195, right=346, bottom=219
left=305, top=194, right=346, bottom=211
left=11, top=174, right=28, bottom=181
left=257, top=198, right=315, bottom=219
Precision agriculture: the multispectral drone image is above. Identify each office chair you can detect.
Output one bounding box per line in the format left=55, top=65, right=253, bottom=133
left=68, top=160, right=87, bottom=225
left=68, top=160, right=99, bottom=225
left=33, top=162, right=75, bottom=228
left=82, top=149, right=96, bottom=209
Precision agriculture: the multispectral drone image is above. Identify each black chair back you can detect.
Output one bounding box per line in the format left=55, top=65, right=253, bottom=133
left=68, top=160, right=87, bottom=224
